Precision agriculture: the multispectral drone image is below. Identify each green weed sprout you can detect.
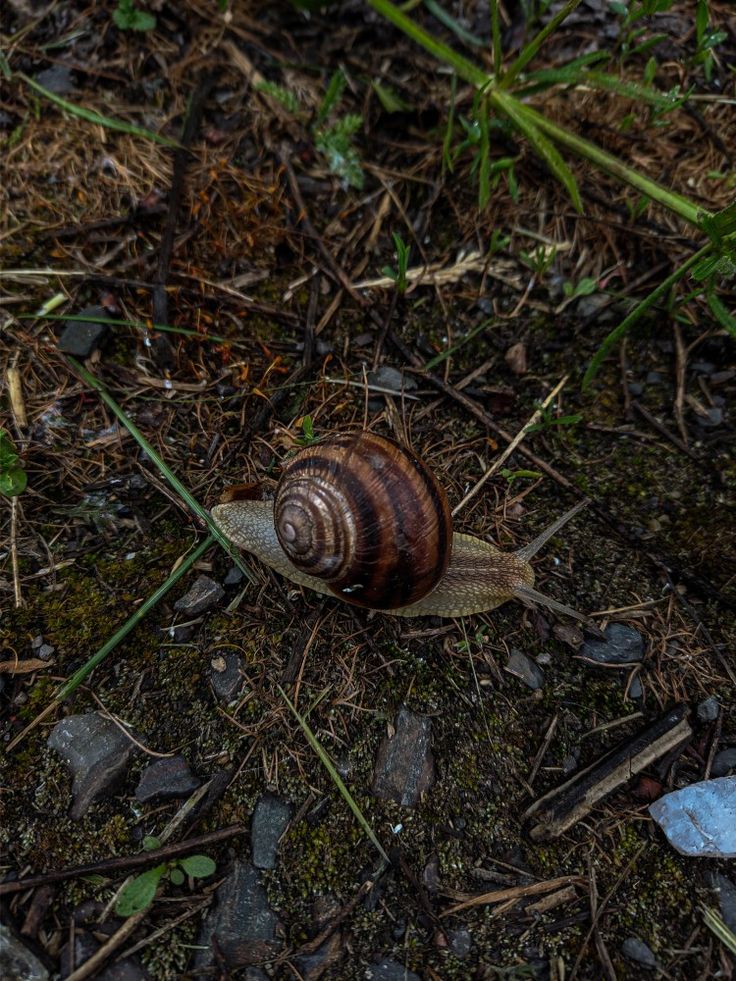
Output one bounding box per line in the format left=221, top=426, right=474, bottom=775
left=115, top=838, right=215, bottom=917
left=113, top=0, right=156, bottom=32
left=0, top=429, right=27, bottom=497
left=381, top=232, right=410, bottom=293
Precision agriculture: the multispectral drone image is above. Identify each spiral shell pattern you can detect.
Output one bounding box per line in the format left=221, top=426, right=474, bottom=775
left=274, top=432, right=452, bottom=609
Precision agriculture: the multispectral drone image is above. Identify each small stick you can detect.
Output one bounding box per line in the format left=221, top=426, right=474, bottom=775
left=65, top=910, right=146, bottom=981
left=10, top=495, right=22, bottom=607
left=528, top=713, right=558, bottom=788
left=0, top=825, right=245, bottom=897
left=453, top=375, right=568, bottom=517
left=8, top=363, right=28, bottom=429
left=631, top=400, right=696, bottom=459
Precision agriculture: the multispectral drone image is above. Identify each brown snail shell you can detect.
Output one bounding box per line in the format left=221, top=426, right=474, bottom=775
left=273, top=432, right=452, bottom=609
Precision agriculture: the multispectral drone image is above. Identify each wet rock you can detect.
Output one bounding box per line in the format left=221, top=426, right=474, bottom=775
left=0, top=924, right=49, bottom=980
left=621, top=935, right=657, bottom=970
left=174, top=575, right=224, bottom=616
left=626, top=674, right=643, bottom=700
left=505, top=649, right=545, bottom=690
left=251, top=794, right=291, bottom=870
left=366, top=960, right=421, bottom=981
left=224, top=565, right=244, bottom=586
left=193, top=861, right=281, bottom=970
left=697, top=696, right=720, bottom=723
left=448, top=927, right=472, bottom=957
left=696, top=407, right=723, bottom=428
left=627, top=382, right=644, bottom=397
left=57, top=306, right=111, bottom=357
left=366, top=365, right=416, bottom=392
left=372, top=706, right=435, bottom=807
left=209, top=650, right=245, bottom=702
left=711, top=748, right=736, bottom=778
left=649, top=777, right=736, bottom=857
left=135, top=755, right=200, bottom=804
left=48, top=712, right=139, bottom=819
left=35, top=65, right=74, bottom=94
left=708, top=872, right=736, bottom=932
left=580, top=623, right=644, bottom=664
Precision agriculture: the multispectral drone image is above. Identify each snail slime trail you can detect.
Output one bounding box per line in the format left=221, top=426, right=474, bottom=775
left=211, top=432, right=587, bottom=620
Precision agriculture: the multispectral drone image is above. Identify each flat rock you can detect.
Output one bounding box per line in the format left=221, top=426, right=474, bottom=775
left=372, top=706, right=435, bottom=807
left=48, top=712, right=139, bottom=819
left=251, top=793, right=292, bottom=870
left=209, top=650, right=245, bottom=702
left=135, top=755, right=200, bottom=804
left=581, top=623, right=644, bottom=664
left=505, top=649, right=545, bottom=690
left=35, top=65, right=74, bottom=94
left=0, top=924, right=49, bottom=981
left=696, top=696, right=720, bottom=722
left=366, top=960, right=421, bottom=981
left=708, top=872, right=736, bottom=932
left=711, top=748, right=736, bottom=778
left=174, top=574, right=224, bottom=616
left=193, top=860, right=281, bottom=970
left=649, top=777, right=736, bottom=857
left=57, top=306, right=110, bottom=357
left=621, top=935, right=657, bottom=970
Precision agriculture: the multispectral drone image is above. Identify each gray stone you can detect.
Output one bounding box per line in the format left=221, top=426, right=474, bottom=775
left=37, top=643, right=55, bottom=660
left=505, top=649, right=545, bottom=690
left=57, top=306, right=110, bottom=357
left=135, top=755, right=200, bottom=804
left=251, top=793, right=292, bottom=870
left=35, top=65, right=74, bottom=94
left=708, top=872, right=736, bottom=932
left=193, top=861, right=280, bottom=970
left=0, top=925, right=49, bottom=980
left=697, top=696, right=720, bottom=723
left=581, top=623, right=644, bottom=664
left=649, top=777, right=736, bottom=857
left=696, top=407, right=724, bottom=428
left=366, top=961, right=421, bottom=981
left=223, top=565, right=244, bottom=586
left=448, top=927, right=472, bottom=958
left=366, top=366, right=416, bottom=393
left=627, top=674, right=643, bottom=700
left=621, top=936, right=657, bottom=970
left=174, top=575, right=224, bottom=616
left=48, top=712, right=139, bottom=819
left=711, top=748, right=736, bottom=778
left=209, top=651, right=245, bottom=702
left=372, top=706, right=435, bottom=807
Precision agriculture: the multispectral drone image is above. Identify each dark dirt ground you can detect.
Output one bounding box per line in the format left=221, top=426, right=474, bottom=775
left=1, top=1, right=736, bottom=978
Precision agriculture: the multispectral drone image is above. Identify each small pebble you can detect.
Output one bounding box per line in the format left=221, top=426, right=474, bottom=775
left=581, top=623, right=644, bottom=665
left=621, top=936, right=657, bottom=970
left=505, top=649, right=545, bottom=690
left=711, top=748, right=736, bottom=778
left=696, top=696, right=720, bottom=723
left=174, top=575, right=224, bottom=616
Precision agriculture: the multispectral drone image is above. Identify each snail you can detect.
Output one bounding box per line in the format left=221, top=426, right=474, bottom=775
left=211, top=431, right=586, bottom=619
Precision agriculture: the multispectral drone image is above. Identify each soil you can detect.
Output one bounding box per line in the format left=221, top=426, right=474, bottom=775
left=1, top=1, right=735, bottom=979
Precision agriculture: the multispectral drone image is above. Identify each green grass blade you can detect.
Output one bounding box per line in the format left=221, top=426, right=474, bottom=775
left=424, top=0, right=484, bottom=48
left=490, top=0, right=501, bottom=75
left=702, top=906, right=736, bottom=956
left=365, top=0, right=487, bottom=86
left=706, top=285, right=736, bottom=338
left=501, top=0, right=583, bottom=88
left=19, top=72, right=178, bottom=148
left=66, top=356, right=249, bottom=567
left=56, top=535, right=215, bottom=700
left=520, top=101, right=704, bottom=226
left=582, top=243, right=712, bottom=388
left=24, top=313, right=229, bottom=344
left=278, top=685, right=390, bottom=864
left=491, top=91, right=582, bottom=212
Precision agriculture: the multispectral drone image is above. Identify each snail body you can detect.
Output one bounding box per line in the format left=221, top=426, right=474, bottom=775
left=212, top=432, right=585, bottom=619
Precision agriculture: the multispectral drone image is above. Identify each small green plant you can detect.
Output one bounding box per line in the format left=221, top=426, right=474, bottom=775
left=296, top=415, right=318, bottom=446
left=381, top=232, right=410, bottom=293
left=113, top=0, right=156, bottom=32
left=0, top=430, right=27, bottom=497
left=527, top=404, right=582, bottom=433
left=519, top=244, right=557, bottom=278
left=562, top=276, right=597, bottom=301
left=693, top=0, right=727, bottom=83
left=501, top=467, right=543, bottom=486
left=115, top=838, right=216, bottom=917
left=255, top=69, right=364, bottom=189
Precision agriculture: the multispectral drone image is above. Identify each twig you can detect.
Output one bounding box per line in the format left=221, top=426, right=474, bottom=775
left=10, top=495, right=21, bottom=607
left=441, top=875, right=584, bottom=917
left=528, top=713, right=558, bottom=788
left=631, top=400, right=695, bottom=459
left=589, top=855, right=617, bottom=981
left=453, top=375, right=568, bottom=516
left=0, top=826, right=245, bottom=897
left=673, top=322, right=689, bottom=446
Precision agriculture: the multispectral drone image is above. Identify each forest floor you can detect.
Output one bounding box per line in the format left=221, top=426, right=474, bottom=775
left=1, top=1, right=736, bottom=979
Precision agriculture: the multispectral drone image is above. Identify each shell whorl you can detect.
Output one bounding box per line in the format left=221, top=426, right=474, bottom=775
left=273, top=432, right=452, bottom=609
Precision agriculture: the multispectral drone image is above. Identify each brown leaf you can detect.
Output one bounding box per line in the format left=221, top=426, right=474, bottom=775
left=0, top=658, right=51, bottom=674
